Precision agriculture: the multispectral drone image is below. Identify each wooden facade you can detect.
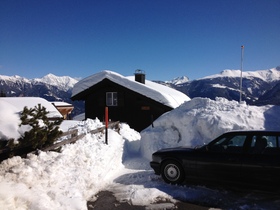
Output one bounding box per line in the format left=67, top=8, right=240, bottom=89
left=71, top=78, right=173, bottom=131
left=52, top=102, right=74, bottom=120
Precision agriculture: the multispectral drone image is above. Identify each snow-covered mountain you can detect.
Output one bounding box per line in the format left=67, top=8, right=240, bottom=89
left=175, top=66, right=280, bottom=105
left=0, top=74, right=83, bottom=116
left=166, top=76, right=189, bottom=85
left=1, top=66, right=280, bottom=117
left=33, top=73, right=78, bottom=92
left=204, top=66, right=280, bottom=82
left=0, top=74, right=78, bottom=93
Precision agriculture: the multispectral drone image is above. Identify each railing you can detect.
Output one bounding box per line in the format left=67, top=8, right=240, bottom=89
left=0, top=121, right=120, bottom=160
left=41, top=121, right=120, bottom=152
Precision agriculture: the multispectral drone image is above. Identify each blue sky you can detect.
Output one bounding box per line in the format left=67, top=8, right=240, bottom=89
left=1, top=0, right=279, bottom=81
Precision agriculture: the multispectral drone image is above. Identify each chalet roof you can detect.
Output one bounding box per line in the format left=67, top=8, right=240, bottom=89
left=51, top=101, right=73, bottom=107
left=71, top=71, right=190, bottom=108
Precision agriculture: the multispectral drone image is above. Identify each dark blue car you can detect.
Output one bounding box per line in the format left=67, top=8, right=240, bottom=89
left=150, top=131, right=280, bottom=189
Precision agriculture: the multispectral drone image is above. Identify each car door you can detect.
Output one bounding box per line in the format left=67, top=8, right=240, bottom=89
left=241, top=134, right=280, bottom=187
left=195, top=134, right=248, bottom=183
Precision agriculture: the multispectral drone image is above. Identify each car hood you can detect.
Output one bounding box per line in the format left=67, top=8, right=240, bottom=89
left=154, top=147, right=194, bottom=154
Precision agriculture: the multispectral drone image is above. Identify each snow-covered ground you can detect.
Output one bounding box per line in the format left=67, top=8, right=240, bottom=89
left=1, top=97, right=280, bottom=209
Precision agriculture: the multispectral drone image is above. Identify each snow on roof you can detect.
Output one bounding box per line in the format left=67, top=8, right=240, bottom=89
left=51, top=101, right=73, bottom=107
left=0, top=99, right=21, bottom=140
left=0, top=97, right=62, bottom=119
left=72, top=70, right=190, bottom=108
left=0, top=97, right=63, bottom=140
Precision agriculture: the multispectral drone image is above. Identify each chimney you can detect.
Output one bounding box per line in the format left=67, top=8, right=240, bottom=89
left=134, top=69, right=145, bottom=84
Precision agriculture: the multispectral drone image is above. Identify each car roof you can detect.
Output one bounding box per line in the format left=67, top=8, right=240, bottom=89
left=223, top=130, right=280, bottom=135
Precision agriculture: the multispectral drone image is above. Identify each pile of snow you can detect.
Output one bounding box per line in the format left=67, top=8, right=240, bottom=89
left=0, top=118, right=129, bottom=210
left=0, top=97, right=280, bottom=209
left=140, top=97, right=280, bottom=159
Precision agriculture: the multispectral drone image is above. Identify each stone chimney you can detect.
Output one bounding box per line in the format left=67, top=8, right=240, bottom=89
left=134, top=69, right=145, bottom=84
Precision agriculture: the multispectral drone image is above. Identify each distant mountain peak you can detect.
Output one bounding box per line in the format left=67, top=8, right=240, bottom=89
left=204, top=66, right=280, bottom=82
left=166, top=76, right=189, bottom=85
left=0, top=74, right=30, bottom=83
left=32, top=74, right=78, bottom=91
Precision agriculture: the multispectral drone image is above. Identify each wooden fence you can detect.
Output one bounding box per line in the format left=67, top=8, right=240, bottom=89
left=41, top=121, right=120, bottom=152
left=0, top=121, right=120, bottom=160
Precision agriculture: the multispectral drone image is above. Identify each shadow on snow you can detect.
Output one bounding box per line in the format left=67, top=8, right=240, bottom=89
left=113, top=169, right=280, bottom=210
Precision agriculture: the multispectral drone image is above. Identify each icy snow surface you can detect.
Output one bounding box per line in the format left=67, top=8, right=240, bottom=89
left=0, top=97, right=280, bottom=209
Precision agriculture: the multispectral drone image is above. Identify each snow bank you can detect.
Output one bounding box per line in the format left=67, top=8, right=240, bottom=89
left=140, top=97, right=280, bottom=160
left=119, top=123, right=142, bottom=158
left=0, top=119, right=128, bottom=210
left=1, top=97, right=280, bottom=209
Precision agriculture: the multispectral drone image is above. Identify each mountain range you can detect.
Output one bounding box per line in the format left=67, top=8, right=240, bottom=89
left=1, top=66, right=280, bottom=117
left=175, top=66, right=280, bottom=106
left=0, top=74, right=83, bottom=117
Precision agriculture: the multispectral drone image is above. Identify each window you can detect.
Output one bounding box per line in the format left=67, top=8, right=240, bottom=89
left=106, top=92, right=118, bottom=106
left=250, top=135, right=278, bottom=154
left=210, top=135, right=247, bottom=153
left=214, top=135, right=246, bottom=147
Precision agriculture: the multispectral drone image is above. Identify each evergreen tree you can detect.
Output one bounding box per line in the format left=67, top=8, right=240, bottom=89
left=9, top=104, right=63, bottom=152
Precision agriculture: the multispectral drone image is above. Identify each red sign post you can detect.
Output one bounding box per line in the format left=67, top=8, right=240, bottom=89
left=105, top=107, right=108, bottom=144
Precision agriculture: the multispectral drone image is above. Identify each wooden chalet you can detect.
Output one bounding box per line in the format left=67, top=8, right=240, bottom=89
left=71, top=70, right=190, bottom=131
left=52, top=101, right=74, bottom=120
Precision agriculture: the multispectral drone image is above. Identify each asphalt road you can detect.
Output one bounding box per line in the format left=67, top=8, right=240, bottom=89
left=87, top=191, right=210, bottom=210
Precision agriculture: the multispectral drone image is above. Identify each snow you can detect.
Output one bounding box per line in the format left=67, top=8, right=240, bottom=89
left=0, top=97, right=63, bottom=140
left=0, top=75, right=31, bottom=84
left=72, top=70, right=190, bottom=108
left=33, top=74, right=78, bottom=92
left=0, top=97, right=280, bottom=209
left=0, top=100, right=21, bottom=140
left=140, top=97, right=280, bottom=159
left=0, top=74, right=78, bottom=92
left=203, top=67, right=280, bottom=82
left=51, top=101, right=73, bottom=107
left=166, top=76, right=189, bottom=85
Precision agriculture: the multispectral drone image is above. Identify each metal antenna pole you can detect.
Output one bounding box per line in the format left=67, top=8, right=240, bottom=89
left=239, top=45, right=244, bottom=103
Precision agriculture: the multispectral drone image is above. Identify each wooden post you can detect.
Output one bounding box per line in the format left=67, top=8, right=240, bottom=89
left=105, top=107, right=108, bottom=144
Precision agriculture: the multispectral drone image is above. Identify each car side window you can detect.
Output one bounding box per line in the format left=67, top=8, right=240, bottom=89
left=250, top=135, right=278, bottom=154
left=210, top=135, right=247, bottom=153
